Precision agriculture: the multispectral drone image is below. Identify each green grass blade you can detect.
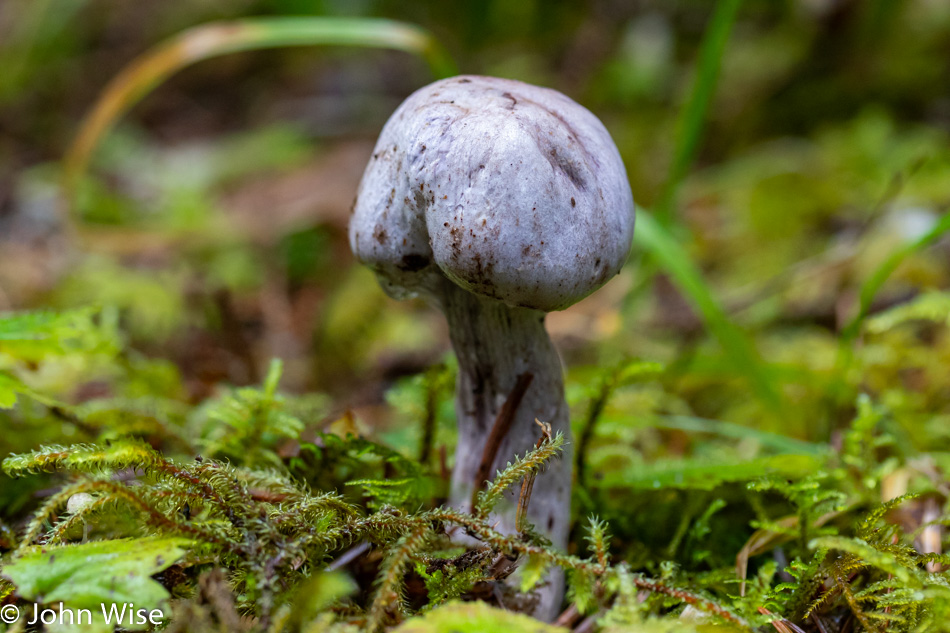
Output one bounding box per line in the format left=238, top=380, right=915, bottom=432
left=841, top=210, right=950, bottom=341
left=654, top=0, right=742, bottom=226
left=626, top=2, right=763, bottom=407
left=634, top=211, right=782, bottom=411
left=600, top=453, right=821, bottom=491
left=655, top=415, right=830, bottom=456
left=63, top=17, right=457, bottom=212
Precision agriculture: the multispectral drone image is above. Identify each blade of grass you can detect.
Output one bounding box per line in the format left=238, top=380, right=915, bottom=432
left=828, top=210, right=950, bottom=412
left=841, top=209, right=950, bottom=341
left=627, top=0, right=771, bottom=408
left=653, top=0, right=742, bottom=226
left=634, top=211, right=782, bottom=411
left=655, top=415, right=830, bottom=456
left=63, top=17, right=457, bottom=217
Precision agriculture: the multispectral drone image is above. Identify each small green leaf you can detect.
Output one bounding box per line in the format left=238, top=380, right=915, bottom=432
left=615, top=360, right=664, bottom=386
left=0, top=372, right=61, bottom=409
left=0, top=308, right=119, bottom=359
left=393, top=600, right=563, bottom=633
left=263, top=358, right=283, bottom=399
left=284, top=571, right=357, bottom=625
left=0, top=373, right=19, bottom=409
left=2, top=536, right=190, bottom=623
left=519, top=553, right=548, bottom=594
left=568, top=569, right=596, bottom=614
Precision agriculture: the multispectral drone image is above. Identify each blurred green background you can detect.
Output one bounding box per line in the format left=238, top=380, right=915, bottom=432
left=2, top=0, right=950, bottom=459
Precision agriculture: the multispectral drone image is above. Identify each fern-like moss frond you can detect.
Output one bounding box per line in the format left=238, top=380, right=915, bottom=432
left=473, top=431, right=564, bottom=519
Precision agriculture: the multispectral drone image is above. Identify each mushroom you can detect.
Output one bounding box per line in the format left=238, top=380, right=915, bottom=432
left=349, top=75, right=635, bottom=615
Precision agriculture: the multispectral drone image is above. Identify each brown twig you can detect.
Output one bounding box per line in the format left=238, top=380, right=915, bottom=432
left=554, top=604, right=581, bottom=628
left=574, top=614, right=599, bottom=633
left=326, top=542, right=371, bottom=571
left=516, top=419, right=552, bottom=533
left=49, top=406, right=99, bottom=437
left=470, top=372, right=534, bottom=508
left=418, top=367, right=441, bottom=463
left=758, top=607, right=807, bottom=633
left=247, top=488, right=290, bottom=503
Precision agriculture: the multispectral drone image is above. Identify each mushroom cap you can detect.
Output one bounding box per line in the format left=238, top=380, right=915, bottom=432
left=349, top=75, right=635, bottom=312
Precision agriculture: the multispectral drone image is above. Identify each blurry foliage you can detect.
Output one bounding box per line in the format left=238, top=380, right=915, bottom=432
left=1, top=306, right=949, bottom=632
left=2, top=0, right=950, bottom=632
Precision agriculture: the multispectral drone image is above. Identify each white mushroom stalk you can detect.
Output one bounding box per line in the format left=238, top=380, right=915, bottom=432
left=349, top=75, right=635, bottom=616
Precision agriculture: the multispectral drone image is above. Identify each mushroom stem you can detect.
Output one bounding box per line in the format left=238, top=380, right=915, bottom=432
left=437, top=278, right=572, bottom=614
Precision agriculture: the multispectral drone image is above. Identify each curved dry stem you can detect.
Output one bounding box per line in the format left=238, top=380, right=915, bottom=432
left=62, top=17, right=457, bottom=232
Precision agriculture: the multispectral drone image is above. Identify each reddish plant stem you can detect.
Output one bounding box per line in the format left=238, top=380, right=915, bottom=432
left=470, top=371, right=534, bottom=509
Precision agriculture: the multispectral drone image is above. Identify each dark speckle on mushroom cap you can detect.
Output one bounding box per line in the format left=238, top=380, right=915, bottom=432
left=350, top=75, right=635, bottom=311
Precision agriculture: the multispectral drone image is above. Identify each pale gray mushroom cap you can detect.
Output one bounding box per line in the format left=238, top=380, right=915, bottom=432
left=349, top=75, right=635, bottom=312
